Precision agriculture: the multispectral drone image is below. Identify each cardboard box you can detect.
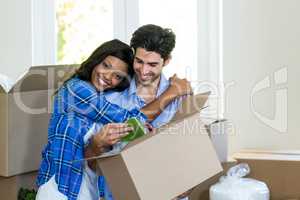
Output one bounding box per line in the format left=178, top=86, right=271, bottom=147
left=0, top=171, right=37, bottom=200
left=96, top=93, right=223, bottom=200
left=184, top=150, right=300, bottom=200
left=0, top=65, right=76, bottom=176
left=188, top=150, right=300, bottom=200
left=189, top=161, right=237, bottom=200
left=233, top=150, right=300, bottom=200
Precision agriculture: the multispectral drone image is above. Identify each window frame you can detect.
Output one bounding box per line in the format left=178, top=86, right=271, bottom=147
left=31, top=0, right=56, bottom=65
left=31, top=0, right=223, bottom=118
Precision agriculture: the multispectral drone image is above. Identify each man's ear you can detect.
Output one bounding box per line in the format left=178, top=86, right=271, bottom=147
left=163, top=56, right=171, bottom=67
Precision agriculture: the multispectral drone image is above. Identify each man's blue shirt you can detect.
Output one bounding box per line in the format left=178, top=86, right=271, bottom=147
left=105, top=74, right=181, bottom=128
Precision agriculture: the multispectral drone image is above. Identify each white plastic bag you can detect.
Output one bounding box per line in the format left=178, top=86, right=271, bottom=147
left=209, top=163, right=270, bottom=200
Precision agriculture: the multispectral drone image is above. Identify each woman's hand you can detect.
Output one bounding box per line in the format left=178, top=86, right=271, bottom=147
left=169, top=74, right=193, bottom=97
left=90, top=123, right=133, bottom=154
left=85, top=123, right=133, bottom=171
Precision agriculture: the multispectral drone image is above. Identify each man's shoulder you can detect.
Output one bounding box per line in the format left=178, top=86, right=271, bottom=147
left=160, top=73, right=169, bottom=85
left=104, top=88, right=129, bottom=99
left=104, top=88, right=133, bottom=108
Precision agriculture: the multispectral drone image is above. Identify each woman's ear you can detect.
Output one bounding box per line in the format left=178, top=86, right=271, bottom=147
left=163, top=56, right=172, bottom=67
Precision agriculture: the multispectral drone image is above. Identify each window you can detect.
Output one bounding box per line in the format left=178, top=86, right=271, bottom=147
left=140, top=0, right=223, bottom=118
left=34, top=0, right=220, bottom=94
left=139, top=0, right=198, bottom=81
left=32, top=0, right=222, bottom=117
left=55, top=0, right=113, bottom=64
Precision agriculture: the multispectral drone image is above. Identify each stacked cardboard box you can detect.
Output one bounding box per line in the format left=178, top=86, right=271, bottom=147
left=0, top=171, right=38, bottom=199
left=0, top=65, right=77, bottom=199
left=189, top=161, right=237, bottom=200
left=0, top=65, right=76, bottom=176
left=233, top=150, right=300, bottom=200
left=187, top=150, right=300, bottom=200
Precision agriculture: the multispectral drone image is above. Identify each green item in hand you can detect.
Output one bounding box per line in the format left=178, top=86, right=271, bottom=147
left=18, top=188, right=37, bottom=200
left=121, top=117, right=146, bottom=142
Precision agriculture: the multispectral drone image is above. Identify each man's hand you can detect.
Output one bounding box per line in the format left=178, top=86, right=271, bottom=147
left=169, top=74, right=193, bottom=97
left=145, top=122, right=156, bottom=134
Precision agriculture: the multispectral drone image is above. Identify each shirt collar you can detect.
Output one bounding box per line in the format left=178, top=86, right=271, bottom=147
left=128, top=77, right=138, bottom=96
left=128, top=74, right=169, bottom=98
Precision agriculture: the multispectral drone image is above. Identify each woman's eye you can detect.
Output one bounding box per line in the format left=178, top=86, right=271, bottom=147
left=114, top=74, right=123, bottom=80
left=135, top=59, right=143, bottom=64
left=102, top=62, right=109, bottom=68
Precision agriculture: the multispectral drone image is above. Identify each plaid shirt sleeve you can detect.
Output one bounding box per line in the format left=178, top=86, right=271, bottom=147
left=36, top=78, right=148, bottom=200
left=52, top=115, right=85, bottom=200
left=37, top=113, right=87, bottom=200
left=61, top=78, right=147, bottom=124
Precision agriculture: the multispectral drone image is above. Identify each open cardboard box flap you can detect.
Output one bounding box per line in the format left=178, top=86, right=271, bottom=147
left=95, top=92, right=223, bottom=200
left=0, top=65, right=77, bottom=93
left=0, top=65, right=77, bottom=176
left=233, top=149, right=300, bottom=161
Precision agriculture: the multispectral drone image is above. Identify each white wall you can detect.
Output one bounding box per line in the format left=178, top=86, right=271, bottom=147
left=224, top=0, right=300, bottom=154
left=0, top=0, right=32, bottom=82
left=0, top=0, right=55, bottom=84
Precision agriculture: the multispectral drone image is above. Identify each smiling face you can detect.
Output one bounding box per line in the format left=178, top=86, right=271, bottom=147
left=133, top=48, right=170, bottom=86
left=91, top=55, right=129, bottom=91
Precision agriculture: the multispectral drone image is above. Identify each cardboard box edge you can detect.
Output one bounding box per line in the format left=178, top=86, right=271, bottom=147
left=0, top=93, right=8, bottom=176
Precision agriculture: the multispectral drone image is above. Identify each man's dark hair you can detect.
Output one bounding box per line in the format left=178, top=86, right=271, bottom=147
left=130, top=24, right=176, bottom=60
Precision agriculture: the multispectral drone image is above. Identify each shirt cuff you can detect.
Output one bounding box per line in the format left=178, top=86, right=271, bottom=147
left=130, top=108, right=148, bottom=124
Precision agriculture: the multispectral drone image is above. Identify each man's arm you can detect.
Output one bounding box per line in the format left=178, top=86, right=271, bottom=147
left=141, top=75, right=192, bottom=121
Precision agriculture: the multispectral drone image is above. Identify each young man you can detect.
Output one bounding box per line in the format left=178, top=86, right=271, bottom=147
left=103, top=24, right=193, bottom=200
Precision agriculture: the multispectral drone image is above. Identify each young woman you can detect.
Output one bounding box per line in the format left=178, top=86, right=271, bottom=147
left=36, top=39, right=192, bottom=200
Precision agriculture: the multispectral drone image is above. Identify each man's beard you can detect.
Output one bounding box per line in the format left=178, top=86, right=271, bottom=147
left=137, top=74, right=160, bottom=86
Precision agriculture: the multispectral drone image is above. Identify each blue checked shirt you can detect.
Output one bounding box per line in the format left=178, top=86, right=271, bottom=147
left=36, top=77, right=147, bottom=200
